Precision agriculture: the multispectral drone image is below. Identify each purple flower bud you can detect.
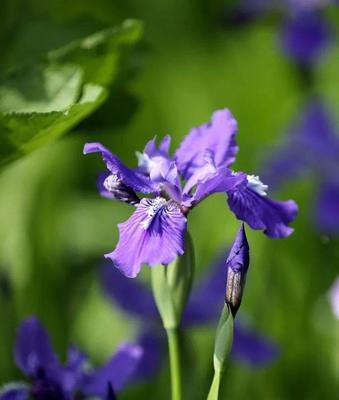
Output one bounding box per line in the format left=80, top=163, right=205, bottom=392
left=103, top=173, right=140, bottom=205
left=225, top=224, right=250, bottom=317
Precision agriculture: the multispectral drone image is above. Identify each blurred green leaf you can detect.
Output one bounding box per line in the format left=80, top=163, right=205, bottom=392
left=0, top=19, right=143, bottom=168
left=48, top=19, right=143, bottom=86
left=0, top=65, right=106, bottom=166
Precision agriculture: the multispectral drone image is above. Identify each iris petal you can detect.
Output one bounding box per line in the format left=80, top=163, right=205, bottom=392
left=106, top=198, right=187, bottom=278
left=175, top=109, right=238, bottom=180
left=227, top=184, right=298, bottom=238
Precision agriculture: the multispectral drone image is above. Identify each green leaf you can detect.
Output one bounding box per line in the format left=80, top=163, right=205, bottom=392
left=48, top=19, right=143, bottom=86
left=0, top=64, right=82, bottom=113
left=0, top=19, right=143, bottom=168
left=0, top=64, right=107, bottom=166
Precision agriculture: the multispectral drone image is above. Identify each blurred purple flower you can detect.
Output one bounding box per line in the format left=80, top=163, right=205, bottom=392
left=263, top=99, right=339, bottom=234
left=280, top=11, right=330, bottom=68
left=225, top=0, right=333, bottom=69
left=0, top=317, right=143, bottom=400
left=328, top=277, right=339, bottom=319
left=84, top=109, right=297, bottom=278
left=100, top=248, right=279, bottom=370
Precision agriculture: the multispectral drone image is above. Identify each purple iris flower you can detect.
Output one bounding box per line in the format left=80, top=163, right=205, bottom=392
left=100, top=247, right=279, bottom=369
left=263, top=99, right=339, bottom=234
left=84, top=109, right=297, bottom=278
left=0, top=317, right=143, bottom=400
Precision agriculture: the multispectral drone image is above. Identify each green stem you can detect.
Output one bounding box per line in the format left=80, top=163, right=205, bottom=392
left=166, top=327, right=182, bottom=400
left=207, top=369, right=223, bottom=400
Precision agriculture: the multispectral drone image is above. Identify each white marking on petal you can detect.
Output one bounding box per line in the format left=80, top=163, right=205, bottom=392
left=103, top=174, right=121, bottom=192
left=247, top=175, right=268, bottom=196
left=140, top=197, right=167, bottom=230
left=136, top=151, right=155, bottom=174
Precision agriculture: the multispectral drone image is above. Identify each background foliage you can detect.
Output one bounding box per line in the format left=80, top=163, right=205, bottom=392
left=0, top=1, right=338, bottom=399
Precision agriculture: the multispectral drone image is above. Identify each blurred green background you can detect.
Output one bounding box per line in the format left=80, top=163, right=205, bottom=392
left=0, top=0, right=338, bottom=399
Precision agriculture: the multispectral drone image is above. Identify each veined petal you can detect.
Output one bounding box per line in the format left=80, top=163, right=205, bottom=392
left=82, top=343, right=143, bottom=396
left=227, top=179, right=298, bottom=238
left=175, top=109, right=238, bottom=180
left=14, top=317, right=59, bottom=379
left=84, top=142, right=156, bottom=194
left=106, top=198, right=187, bottom=278
left=100, top=264, right=159, bottom=320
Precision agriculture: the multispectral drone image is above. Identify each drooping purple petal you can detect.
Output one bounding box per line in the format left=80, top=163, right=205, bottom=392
left=175, top=109, right=238, bottom=180
left=132, top=331, right=165, bottom=380
left=100, top=264, right=159, bottom=321
left=0, top=384, right=30, bottom=400
left=227, top=178, right=298, bottom=238
left=82, top=343, right=143, bottom=396
left=105, top=197, right=187, bottom=278
left=232, top=322, right=279, bottom=366
left=184, top=168, right=246, bottom=208
left=280, top=11, right=330, bottom=66
left=84, top=143, right=157, bottom=194
left=14, top=317, right=59, bottom=379
left=315, top=180, right=339, bottom=234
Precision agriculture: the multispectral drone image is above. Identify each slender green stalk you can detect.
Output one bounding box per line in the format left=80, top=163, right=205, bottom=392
left=166, top=327, right=182, bottom=400
left=207, top=369, right=223, bottom=400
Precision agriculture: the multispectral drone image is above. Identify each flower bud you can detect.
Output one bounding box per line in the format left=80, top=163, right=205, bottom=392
left=225, top=224, right=250, bottom=317
left=103, top=174, right=140, bottom=205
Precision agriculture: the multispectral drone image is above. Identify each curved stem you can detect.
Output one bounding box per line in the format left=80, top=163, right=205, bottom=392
left=207, top=369, right=223, bottom=400
left=166, top=327, right=182, bottom=400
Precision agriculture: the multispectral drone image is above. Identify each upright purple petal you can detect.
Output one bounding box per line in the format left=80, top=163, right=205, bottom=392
left=82, top=343, right=143, bottom=396
left=137, top=136, right=179, bottom=186
left=280, top=11, right=330, bottom=66
left=0, top=384, right=29, bottom=400
left=227, top=176, right=298, bottom=238
left=175, top=109, right=238, bottom=180
left=315, top=180, right=339, bottom=234
left=14, top=317, right=59, bottom=378
left=84, top=143, right=157, bottom=194
left=232, top=323, right=279, bottom=366
left=100, top=264, right=159, bottom=321
left=105, top=197, right=187, bottom=278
